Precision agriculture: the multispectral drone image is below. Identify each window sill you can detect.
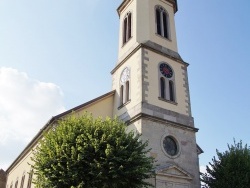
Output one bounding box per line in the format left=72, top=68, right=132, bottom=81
left=118, top=100, right=131, bottom=110
left=155, top=33, right=171, bottom=42
left=158, top=97, right=177, bottom=105
left=121, top=36, right=133, bottom=48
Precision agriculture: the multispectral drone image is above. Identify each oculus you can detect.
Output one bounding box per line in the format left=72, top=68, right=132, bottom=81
left=163, top=136, right=178, bottom=156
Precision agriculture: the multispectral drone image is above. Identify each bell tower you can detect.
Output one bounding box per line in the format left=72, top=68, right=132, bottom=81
left=111, top=0, right=201, bottom=187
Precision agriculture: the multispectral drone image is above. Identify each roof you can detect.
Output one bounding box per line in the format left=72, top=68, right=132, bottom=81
left=117, top=0, right=178, bottom=16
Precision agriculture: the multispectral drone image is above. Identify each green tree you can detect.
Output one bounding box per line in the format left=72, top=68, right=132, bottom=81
left=201, top=140, right=250, bottom=188
left=31, top=114, right=155, bottom=188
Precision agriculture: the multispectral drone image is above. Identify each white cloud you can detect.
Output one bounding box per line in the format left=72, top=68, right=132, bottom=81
left=0, top=67, right=66, bottom=170
left=200, top=165, right=207, bottom=174
left=200, top=165, right=209, bottom=187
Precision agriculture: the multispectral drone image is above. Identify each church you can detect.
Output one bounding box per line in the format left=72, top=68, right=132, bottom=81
left=5, top=0, right=202, bottom=187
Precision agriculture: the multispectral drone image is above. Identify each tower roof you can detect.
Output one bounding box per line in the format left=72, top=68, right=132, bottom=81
left=118, top=0, right=178, bottom=16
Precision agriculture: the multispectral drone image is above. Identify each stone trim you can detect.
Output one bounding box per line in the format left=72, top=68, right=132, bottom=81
left=117, top=0, right=131, bottom=17
left=127, top=113, right=198, bottom=132
left=156, top=164, right=193, bottom=180
left=136, top=49, right=142, bottom=104
left=111, top=43, right=141, bottom=74
left=197, top=144, right=204, bottom=155
left=181, top=65, right=192, bottom=116
left=111, top=41, right=188, bottom=75
left=142, top=41, right=186, bottom=64
left=142, top=48, right=150, bottom=102
left=158, top=97, right=178, bottom=105
left=117, top=102, right=196, bottom=129
left=142, top=102, right=195, bottom=127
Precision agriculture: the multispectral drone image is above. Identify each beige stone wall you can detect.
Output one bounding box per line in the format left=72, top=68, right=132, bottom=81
left=139, top=0, right=178, bottom=51
left=75, top=94, right=114, bottom=119
left=126, top=117, right=200, bottom=188
left=113, top=1, right=199, bottom=186
left=118, top=0, right=138, bottom=59
left=118, top=0, right=178, bottom=60
left=113, top=46, right=192, bottom=123
left=6, top=150, right=35, bottom=188
left=112, top=49, right=143, bottom=118
left=115, top=0, right=190, bottom=117
left=141, top=118, right=200, bottom=188
left=142, top=49, right=191, bottom=116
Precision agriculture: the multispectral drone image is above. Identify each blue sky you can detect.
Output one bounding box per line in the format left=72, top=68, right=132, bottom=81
left=0, top=0, right=250, bottom=172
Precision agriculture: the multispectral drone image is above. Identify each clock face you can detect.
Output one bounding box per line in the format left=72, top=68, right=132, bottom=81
left=163, top=136, right=178, bottom=156
left=159, top=63, right=173, bottom=78
left=120, top=67, right=130, bottom=84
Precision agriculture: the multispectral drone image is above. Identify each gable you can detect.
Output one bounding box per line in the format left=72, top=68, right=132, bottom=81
left=156, top=164, right=192, bottom=180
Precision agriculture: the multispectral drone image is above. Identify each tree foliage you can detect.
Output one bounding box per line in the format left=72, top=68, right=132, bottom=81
left=201, top=140, right=250, bottom=188
left=31, top=114, right=155, bottom=188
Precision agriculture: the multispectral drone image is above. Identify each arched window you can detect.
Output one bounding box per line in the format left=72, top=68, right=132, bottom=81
left=27, top=169, right=33, bottom=188
left=14, top=178, right=18, bottom=188
left=169, top=80, right=175, bottom=102
left=155, top=6, right=169, bottom=39
left=159, top=63, right=175, bottom=102
left=120, top=85, right=124, bottom=105
left=126, top=81, right=130, bottom=102
left=123, top=12, right=132, bottom=44
left=20, top=172, right=26, bottom=188
left=160, top=77, right=165, bottom=98
left=119, top=67, right=130, bottom=107
left=10, top=181, right=13, bottom=188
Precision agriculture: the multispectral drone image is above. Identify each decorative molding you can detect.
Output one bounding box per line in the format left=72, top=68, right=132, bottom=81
left=142, top=48, right=150, bottom=103
left=156, top=164, right=193, bottom=180
left=127, top=113, right=198, bottom=132
left=181, top=65, right=192, bottom=116
left=111, top=41, right=188, bottom=75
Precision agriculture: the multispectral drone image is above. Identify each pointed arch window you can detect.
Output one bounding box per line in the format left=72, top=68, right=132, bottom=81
left=159, top=63, right=176, bottom=103
left=155, top=6, right=170, bottom=39
left=14, top=178, right=18, bottom=188
left=126, top=81, right=130, bottom=102
left=123, top=12, right=132, bottom=44
left=119, top=67, right=130, bottom=107
left=27, top=169, right=33, bottom=188
left=20, top=172, right=26, bottom=188
left=169, top=80, right=175, bottom=102
left=160, top=77, right=165, bottom=98
left=120, top=85, right=124, bottom=105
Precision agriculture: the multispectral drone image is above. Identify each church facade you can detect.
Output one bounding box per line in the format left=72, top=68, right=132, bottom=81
left=5, top=0, right=202, bottom=187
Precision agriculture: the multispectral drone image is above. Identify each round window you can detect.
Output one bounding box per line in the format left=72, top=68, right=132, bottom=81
left=163, top=136, right=178, bottom=156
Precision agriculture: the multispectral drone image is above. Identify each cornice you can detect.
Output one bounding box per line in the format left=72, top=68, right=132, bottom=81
left=117, top=0, right=178, bottom=17
left=111, top=41, right=188, bottom=75
left=126, top=112, right=199, bottom=132
left=117, top=0, right=131, bottom=17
